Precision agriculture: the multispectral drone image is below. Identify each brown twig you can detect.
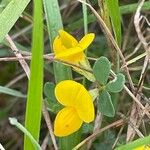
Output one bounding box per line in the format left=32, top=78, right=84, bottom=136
left=41, top=133, right=49, bottom=150
left=42, top=101, right=58, bottom=150
left=5, top=73, right=26, bottom=88
left=72, top=119, right=124, bottom=150
left=126, top=0, right=150, bottom=142
left=0, top=54, right=54, bottom=62
left=87, top=111, right=102, bottom=150
left=6, top=34, right=30, bottom=78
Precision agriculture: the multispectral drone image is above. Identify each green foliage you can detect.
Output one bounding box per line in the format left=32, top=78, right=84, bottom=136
left=44, top=82, right=62, bottom=114
left=9, top=118, right=41, bottom=150
left=98, top=90, right=115, bottom=117
left=82, top=123, right=93, bottom=134
left=24, top=0, right=43, bottom=149
left=46, top=98, right=63, bottom=114
left=93, top=56, right=125, bottom=117
left=0, top=86, right=26, bottom=98
left=0, top=0, right=30, bottom=42
left=105, top=0, right=121, bottom=46
left=93, top=57, right=111, bottom=85
left=43, top=0, right=72, bottom=83
left=44, top=82, right=56, bottom=101
left=59, top=131, right=81, bottom=150
left=89, top=88, right=99, bottom=101
left=66, top=1, right=150, bottom=32
left=106, top=73, right=125, bottom=93
left=93, top=130, right=116, bottom=150
left=115, top=135, right=150, bottom=150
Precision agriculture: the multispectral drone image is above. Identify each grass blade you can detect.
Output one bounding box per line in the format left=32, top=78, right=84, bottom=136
left=0, top=86, right=26, bottom=98
left=66, top=2, right=150, bottom=32
left=115, top=135, right=150, bottom=150
left=43, top=0, right=72, bottom=82
left=105, top=0, right=121, bottom=46
left=24, top=0, right=43, bottom=149
left=0, top=0, right=30, bottom=42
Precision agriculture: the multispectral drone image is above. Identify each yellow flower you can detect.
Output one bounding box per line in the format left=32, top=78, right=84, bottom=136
left=54, top=80, right=95, bottom=137
left=53, top=30, right=95, bottom=82
left=134, top=145, right=150, bottom=150
left=53, top=30, right=95, bottom=63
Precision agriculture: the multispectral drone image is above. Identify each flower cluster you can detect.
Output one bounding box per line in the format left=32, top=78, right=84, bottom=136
left=52, top=30, right=95, bottom=136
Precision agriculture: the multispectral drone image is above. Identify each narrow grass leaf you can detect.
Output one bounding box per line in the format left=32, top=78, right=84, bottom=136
left=43, top=0, right=72, bottom=82
left=115, top=135, right=150, bottom=150
left=105, top=0, right=121, bottom=46
left=98, top=90, right=115, bottom=117
left=24, top=0, right=43, bottom=149
left=0, top=86, right=26, bottom=98
left=66, top=2, right=150, bottom=32
left=0, top=0, right=30, bottom=42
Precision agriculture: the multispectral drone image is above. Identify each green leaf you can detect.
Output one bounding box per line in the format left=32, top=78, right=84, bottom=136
left=66, top=2, right=150, bottom=32
left=44, top=82, right=56, bottom=101
left=0, top=0, right=30, bottom=42
left=46, top=98, right=62, bottom=114
left=93, top=56, right=111, bottom=85
left=0, top=86, right=26, bottom=98
left=93, top=130, right=116, bottom=150
left=106, top=73, right=125, bottom=93
left=82, top=123, right=93, bottom=134
left=105, top=0, right=121, bottom=46
left=98, top=90, right=115, bottom=117
left=24, top=0, right=43, bottom=149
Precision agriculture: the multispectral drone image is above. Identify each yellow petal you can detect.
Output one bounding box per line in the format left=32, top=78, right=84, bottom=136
left=54, top=107, right=83, bottom=137
left=55, top=52, right=85, bottom=63
left=59, top=30, right=78, bottom=48
left=55, top=80, right=82, bottom=106
left=79, top=33, right=95, bottom=50
left=55, top=80, right=95, bottom=123
left=134, top=145, right=150, bottom=150
left=53, top=36, right=67, bottom=55
left=74, top=84, right=95, bottom=123
left=55, top=46, right=85, bottom=63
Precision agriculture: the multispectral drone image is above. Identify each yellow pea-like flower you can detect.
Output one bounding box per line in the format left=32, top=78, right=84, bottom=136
left=53, top=30, right=95, bottom=63
left=134, top=145, right=150, bottom=150
left=53, top=30, right=95, bottom=82
left=54, top=80, right=95, bottom=137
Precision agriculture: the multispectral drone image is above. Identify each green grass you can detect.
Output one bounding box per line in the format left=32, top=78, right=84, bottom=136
left=0, top=0, right=30, bottom=42
left=24, top=0, right=43, bottom=149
